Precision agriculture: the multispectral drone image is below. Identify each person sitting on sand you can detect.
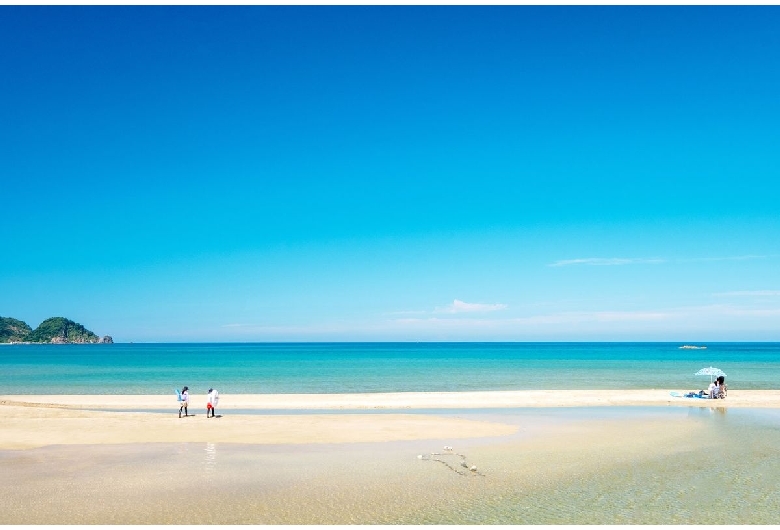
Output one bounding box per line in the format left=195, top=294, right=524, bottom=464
left=179, top=386, right=190, bottom=418
left=206, top=387, right=219, bottom=418
left=706, top=380, right=716, bottom=399
left=717, top=375, right=727, bottom=398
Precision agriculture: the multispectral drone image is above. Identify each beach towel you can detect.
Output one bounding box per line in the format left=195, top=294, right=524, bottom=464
left=669, top=391, right=708, bottom=399
left=175, top=389, right=183, bottom=402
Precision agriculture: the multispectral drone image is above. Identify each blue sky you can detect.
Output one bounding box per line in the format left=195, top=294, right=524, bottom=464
left=1, top=6, right=779, bottom=342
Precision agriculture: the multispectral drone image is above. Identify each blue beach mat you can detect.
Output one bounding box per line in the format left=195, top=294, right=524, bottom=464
left=669, top=391, right=708, bottom=399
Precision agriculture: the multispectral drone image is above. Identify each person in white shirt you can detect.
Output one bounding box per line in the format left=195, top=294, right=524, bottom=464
left=207, top=388, right=219, bottom=418
left=179, top=386, right=190, bottom=418
left=707, top=381, right=717, bottom=399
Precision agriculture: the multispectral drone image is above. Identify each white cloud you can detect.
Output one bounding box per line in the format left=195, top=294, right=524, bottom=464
left=549, top=258, right=665, bottom=267
left=680, top=255, right=766, bottom=263
left=708, top=305, right=780, bottom=317
left=382, top=310, right=429, bottom=316
left=434, top=299, right=508, bottom=314
left=509, top=310, right=671, bottom=325
left=550, top=255, right=767, bottom=268
left=214, top=302, right=780, bottom=341
left=713, top=290, right=780, bottom=297
left=394, top=317, right=500, bottom=328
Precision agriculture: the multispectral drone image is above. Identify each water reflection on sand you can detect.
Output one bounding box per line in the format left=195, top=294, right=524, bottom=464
left=1, top=407, right=779, bottom=524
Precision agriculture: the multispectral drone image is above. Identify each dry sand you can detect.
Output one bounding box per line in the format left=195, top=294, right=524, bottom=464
left=2, top=389, right=779, bottom=450
left=3, top=388, right=780, bottom=410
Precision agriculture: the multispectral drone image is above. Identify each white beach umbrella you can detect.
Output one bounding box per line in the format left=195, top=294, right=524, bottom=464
left=695, top=366, right=726, bottom=383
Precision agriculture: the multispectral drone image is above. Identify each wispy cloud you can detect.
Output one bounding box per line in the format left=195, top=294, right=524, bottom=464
left=549, top=258, right=665, bottom=267
left=509, top=310, right=670, bottom=324
left=713, top=290, right=780, bottom=297
left=550, top=255, right=767, bottom=268
left=218, top=302, right=780, bottom=340
left=434, top=299, right=508, bottom=314
left=382, top=310, right=429, bottom=316
left=719, top=307, right=780, bottom=317
left=394, top=317, right=501, bottom=328
left=679, top=255, right=766, bottom=263
left=391, top=310, right=671, bottom=333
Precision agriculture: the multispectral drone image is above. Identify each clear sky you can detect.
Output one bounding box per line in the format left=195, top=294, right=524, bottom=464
left=1, top=6, right=778, bottom=342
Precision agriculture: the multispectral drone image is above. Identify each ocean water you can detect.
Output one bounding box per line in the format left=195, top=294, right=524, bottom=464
left=3, top=343, right=780, bottom=524
left=1, top=342, right=778, bottom=394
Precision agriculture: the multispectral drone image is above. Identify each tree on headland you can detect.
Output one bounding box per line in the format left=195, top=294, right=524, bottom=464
left=0, top=316, right=112, bottom=344
left=0, top=317, right=33, bottom=342
left=26, top=317, right=101, bottom=343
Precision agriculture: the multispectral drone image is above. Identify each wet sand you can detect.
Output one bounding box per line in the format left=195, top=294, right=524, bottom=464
left=2, top=390, right=780, bottom=524
left=3, top=406, right=780, bottom=524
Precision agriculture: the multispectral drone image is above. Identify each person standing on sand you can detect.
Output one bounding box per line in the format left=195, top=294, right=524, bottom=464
left=206, top=388, right=219, bottom=418
left=179, top=386, right=190, bottom=418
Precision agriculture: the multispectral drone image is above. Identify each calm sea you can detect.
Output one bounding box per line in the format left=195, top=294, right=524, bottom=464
left=1, top=342, right=777, bottom=395
left=3, top=342, right=780, bottom=523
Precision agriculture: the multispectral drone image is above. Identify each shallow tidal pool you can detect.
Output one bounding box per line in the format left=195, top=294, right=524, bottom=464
left=1, top=406, right=779, bottom=524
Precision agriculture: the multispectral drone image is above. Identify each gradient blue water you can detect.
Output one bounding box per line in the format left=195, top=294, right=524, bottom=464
left=1, top=342, right=778, bottom=395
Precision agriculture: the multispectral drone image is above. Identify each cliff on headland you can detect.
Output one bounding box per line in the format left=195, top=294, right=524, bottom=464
left=0, top=316, right=113, bottom=344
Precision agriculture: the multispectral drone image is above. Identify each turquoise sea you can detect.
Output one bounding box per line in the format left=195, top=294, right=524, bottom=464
left=1, top=342, right=778, bottom=394
left=3, top=342, right=780, bottom=524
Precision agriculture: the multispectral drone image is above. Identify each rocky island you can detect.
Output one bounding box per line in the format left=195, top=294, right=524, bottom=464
left=0, top=316, right=112, bottom=344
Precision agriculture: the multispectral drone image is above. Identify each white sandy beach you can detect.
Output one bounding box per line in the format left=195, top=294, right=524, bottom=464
left=2, top=389, right=779, bottom=450
left=3, top=388, right=780, bottom=411
left=3, top=391, right=780, bottom=524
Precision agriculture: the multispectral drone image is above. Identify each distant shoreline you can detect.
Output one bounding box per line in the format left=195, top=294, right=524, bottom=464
left=4, top=341, right=780, bottom=345
left=0, top=342, right=113, bottom=345
left=4, top=389, right=780, bottom=411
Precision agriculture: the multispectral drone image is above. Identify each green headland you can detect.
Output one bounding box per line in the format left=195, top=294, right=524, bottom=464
left=0, top=316, right=112, bottom=344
